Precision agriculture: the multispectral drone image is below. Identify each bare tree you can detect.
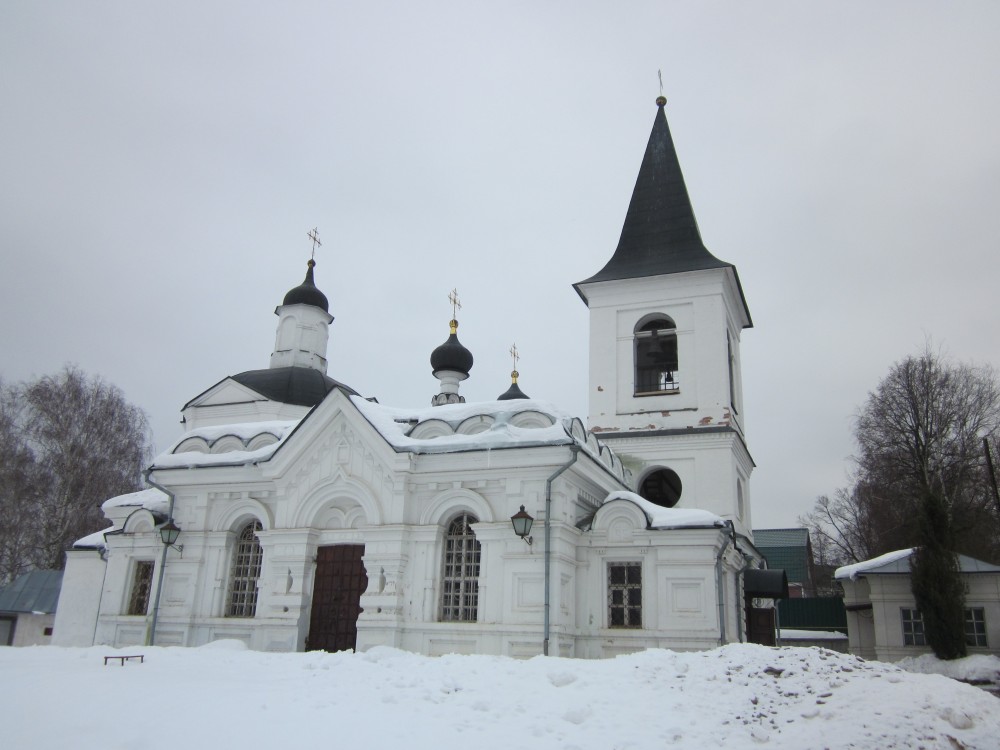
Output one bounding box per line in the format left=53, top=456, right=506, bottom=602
left=0, top=366, right=153, bottom=582
left=802, top=348, right=1000, bottom=564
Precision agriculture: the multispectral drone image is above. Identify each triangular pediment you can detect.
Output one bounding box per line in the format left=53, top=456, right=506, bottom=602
left=262, top=390, right=403, bottom=480
left=185, top=377, right=269, bottom=409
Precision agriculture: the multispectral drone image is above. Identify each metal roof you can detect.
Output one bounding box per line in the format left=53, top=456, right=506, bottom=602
left=574, top=99, right=752, bottom=327
left=0, top=570, right=63, bottom=614
left=753, top=528, right=811, bottom=548
left=231, top=367, right=357, bottom=408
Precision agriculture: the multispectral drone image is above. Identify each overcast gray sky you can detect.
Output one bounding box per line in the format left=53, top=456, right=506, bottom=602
left=2, top=2, right=998, bottom=529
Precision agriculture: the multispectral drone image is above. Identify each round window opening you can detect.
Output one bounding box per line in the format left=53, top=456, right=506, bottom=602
left=640, top=468, right=682, bottom=508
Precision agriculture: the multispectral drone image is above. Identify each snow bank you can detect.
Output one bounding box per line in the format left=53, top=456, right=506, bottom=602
left=779, top=629, right=848, bottom=640
left=2, top=644, right=997, bottom=750
left=897, top=652, right=1000, bottom=684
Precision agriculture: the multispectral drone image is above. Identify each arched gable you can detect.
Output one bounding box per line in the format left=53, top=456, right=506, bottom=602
left=213, top=497, right=273, bottom=533
left=123, top=508, right=160, bottom=534
left=292, top=472, right=383, bottom=528
left=591, top=497, right=649, bottom=534
left=419, top=488, right=494, bottom=526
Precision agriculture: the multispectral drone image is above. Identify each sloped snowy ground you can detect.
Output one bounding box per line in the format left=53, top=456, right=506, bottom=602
left=2, top=642, right=998, bottom=750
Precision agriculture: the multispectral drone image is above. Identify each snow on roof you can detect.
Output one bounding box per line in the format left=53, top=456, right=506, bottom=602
left=147, top=397, right=629, bottom=483
left=834, top=549, right=915, bottom=580
left=151, top=419, right=301, bottom=469
left=352, top=396, right=630, bottom=483
left=72, top=525, right=115, bottom=550
left=833, top=547, right=916, bottom=581
left=602, top=491, right=725, bottom=529
left=836, top=548, right=1000, bottom=580
left=100, top=487, right=170, bottom=514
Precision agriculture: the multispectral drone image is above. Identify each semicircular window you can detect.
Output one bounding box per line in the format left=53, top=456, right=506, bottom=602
left=634, top=316, right=678, bottom=394
left=640, top=468, right=682, bottom=508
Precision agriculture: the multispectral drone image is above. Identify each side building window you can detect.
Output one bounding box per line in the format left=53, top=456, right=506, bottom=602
left=901, top=608, right=925, bottom=646
left=634, top=317, right=679, bottom=395
left=226, top=520, right=263, bottom=618
left=965, top=608, right=988, bottom=647
left=127, top=560, right=155, bottom=616
left=441, top=513, right=481, bottom=622
left=608, top=562, right=642, bottom=628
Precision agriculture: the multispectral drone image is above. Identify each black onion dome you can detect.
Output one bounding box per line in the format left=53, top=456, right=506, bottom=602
left=282, top=260, right=329, bottom=312
left=497, top=379, right=529, bottom=400
left=430, top=321, right=473, bottom=377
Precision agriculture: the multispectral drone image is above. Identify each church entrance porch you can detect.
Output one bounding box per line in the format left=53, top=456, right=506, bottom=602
left=306, top=545, right=368, bottom=653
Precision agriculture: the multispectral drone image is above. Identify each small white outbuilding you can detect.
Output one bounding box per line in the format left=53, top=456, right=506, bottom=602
left=835, top=548, right=1000, bottom=662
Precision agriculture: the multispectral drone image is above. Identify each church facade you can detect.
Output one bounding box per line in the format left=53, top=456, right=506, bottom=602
left=54, top=97, right=769, bottom=657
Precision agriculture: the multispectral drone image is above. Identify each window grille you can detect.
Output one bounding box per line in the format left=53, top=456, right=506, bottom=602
left=440, top=513, right=481, bottom=622
left=127, top=560, right=155, bottom=616
left=608, top=562, right=642, bottom=628
left=635, top=318, right=679, bottom=395
left=901, top=608, right=925, bottom=646
left=965, top=608, right=988, bottom=647
left=226, top=520, right=263, bottom=618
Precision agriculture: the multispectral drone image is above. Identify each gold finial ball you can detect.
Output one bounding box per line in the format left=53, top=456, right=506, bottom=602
left=656, top=95, right=667, bottom=107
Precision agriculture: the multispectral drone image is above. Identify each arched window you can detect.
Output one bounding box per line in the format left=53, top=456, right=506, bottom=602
left=226, top=520, right=263, bottom=618
left=440, top=513, right=481, bottom=622
left=634, top=316, right=678, bottom=394
left=640, top=468, right=682, bottom=508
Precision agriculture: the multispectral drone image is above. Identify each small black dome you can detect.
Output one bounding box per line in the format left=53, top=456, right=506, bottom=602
left=282, top=260, right=329, bottom=312
left=497, top=381, right=529, bottom=400
left=431, top=321, right=473, bottom=377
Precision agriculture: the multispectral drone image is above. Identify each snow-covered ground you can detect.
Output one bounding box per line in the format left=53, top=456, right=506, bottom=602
left=2, top=643, right=997, bottom=749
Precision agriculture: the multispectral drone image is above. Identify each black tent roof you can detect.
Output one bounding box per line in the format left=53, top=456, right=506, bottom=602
left=574, top=99, right=751, bottom=326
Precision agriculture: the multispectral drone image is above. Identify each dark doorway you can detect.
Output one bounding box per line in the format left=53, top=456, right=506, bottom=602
left=306, top=545, right=367, bottom=652
left=746, top=605, right=777, bottom=646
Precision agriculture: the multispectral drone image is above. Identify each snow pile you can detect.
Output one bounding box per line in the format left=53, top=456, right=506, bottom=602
left=779, top=629, right=848, bottom=641
left=898, top=652, right=1000, bottom=685
left=834, top=548, right=915, bottom=580
left=2, top=644, right=997, bottom=749
left=602, top=490, right=724, bottom=529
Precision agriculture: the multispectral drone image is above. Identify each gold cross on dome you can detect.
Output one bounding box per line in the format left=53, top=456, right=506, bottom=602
left=449, top=288, right=462, bottom=320
left=509, top=343, right=520, bottom=370
left=307, top=227, right=322, bottom=260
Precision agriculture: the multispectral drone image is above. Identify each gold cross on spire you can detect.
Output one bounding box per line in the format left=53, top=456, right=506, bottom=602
left=448, top=288, right=462, bottom=320
left=307, top=227, right=322, bottom=261
left=509, top=343, right=520, bottom=370
left=658, top=69, right=663, bottom=96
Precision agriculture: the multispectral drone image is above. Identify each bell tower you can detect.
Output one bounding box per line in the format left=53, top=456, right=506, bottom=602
left=574, top=96, right=754, bottom=533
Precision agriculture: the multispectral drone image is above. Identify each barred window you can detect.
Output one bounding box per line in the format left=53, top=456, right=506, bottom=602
left=608, top=562, right=642, bottom=628
left=901, top=608, right=925, bottom=646
left=127, top=560, right=155, bottom=616
left=226, top=520, right=263, bottom=618
left=440, top=513, right=481, bottom=622
left=965, top=607, right=988, bottom=647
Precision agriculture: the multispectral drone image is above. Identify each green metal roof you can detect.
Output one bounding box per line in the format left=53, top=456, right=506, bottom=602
left=0, top=570, right=63, bottom=614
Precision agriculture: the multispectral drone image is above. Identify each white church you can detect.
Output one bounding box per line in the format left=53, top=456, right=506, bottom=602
left=54, top=96, right=782, bottom=657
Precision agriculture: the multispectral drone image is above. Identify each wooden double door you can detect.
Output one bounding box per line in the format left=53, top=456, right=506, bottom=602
left=306, top=545, right=368, bottom=653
